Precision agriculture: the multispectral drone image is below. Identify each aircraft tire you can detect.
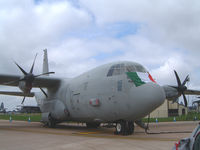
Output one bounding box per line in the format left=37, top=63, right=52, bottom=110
left=115, top=121, right=134, bottom=135
left=47, top=114, right=56, bottom=128
left=48, top=120, right=56, bottom=128
left=127, top=121, right=134, bottom=135
left=86, top=122, right=100, bottom=128
left=115, top=121, right=126, bottom=135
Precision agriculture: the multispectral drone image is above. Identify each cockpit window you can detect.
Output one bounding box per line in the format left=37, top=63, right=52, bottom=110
left=126, top=65, right=136, bottom=72
left=107, top=63, right=147, bottom=77
left=126, top=64, right=146, bottom=73
left=133, top=65, right=146, bottom=73
left=107, top=64, right=125, bottom=76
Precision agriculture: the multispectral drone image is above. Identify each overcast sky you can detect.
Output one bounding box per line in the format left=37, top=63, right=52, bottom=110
left=0, top=0, right=200, bottom=110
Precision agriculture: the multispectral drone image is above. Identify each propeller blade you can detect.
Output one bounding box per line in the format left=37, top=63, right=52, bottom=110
left=14, top=61, right=27, bottom=75
left=172, top=70, right=189, bottom=107
left=3, top=78, right=25, bottom=85
left=3, top=80, right=20, bottom=85
left=39, top=87, right=48, bottom=98
left=30, top=53, right=38, bottom=74
left=174, top=70, right=181, bottom=87
left=182, top=93, right=188, bottom=107
left=21, top=96, right=26, bottom=104
left=34, top=72, right=55, bottom=78
left=182, top=75, right=189, bottom=86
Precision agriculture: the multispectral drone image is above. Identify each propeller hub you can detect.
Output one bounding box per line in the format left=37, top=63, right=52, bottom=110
left=24, top=73, right=35, bottom=83
left=179, top=86, right=187, bottom=92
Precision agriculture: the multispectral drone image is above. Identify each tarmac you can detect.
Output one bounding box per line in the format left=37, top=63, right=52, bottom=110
left=0, top=120, right=199, bottom=150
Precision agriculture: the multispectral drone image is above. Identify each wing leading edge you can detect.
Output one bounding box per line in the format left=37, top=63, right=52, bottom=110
left=0, top=91, right=34, bottom=97
left=0, top=74, right=62, bottom=97
left=0, top=74, right=61, bottom=88
left=184, top=89, right=200, bottom=95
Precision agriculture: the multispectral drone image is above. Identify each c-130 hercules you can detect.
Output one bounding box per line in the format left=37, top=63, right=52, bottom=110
left=0, top=49, right=200, bottom=135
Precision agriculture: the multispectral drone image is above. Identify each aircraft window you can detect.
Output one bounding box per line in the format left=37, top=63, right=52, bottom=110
left=117, top=80, right=122, bottom=91
left=135, top=65, right=146, bottom=72
left=126, top=65, right=146, bottom=73
left=112, top=64, right=120, bottom=76
left=107, top=66, right=115, bottom=76
left=107, top=63, right=146, bottom=76
left=126, top=65, right=136, bottom=72
left=107, top=64, right=125, bottom=76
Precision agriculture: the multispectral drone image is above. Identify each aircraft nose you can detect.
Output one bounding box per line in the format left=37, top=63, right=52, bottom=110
left=129, top=83, right=166, bottom=118
left=145, top=83, right=165, bottom=108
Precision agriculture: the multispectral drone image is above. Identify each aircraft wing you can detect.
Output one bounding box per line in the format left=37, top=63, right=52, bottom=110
left=0, top=74, right=62, bottom=88
left=0, top=74, right=20, bottom=86
left=184, top=89, right=200, bottom=95
left=0, top=91, right=34, bottom=97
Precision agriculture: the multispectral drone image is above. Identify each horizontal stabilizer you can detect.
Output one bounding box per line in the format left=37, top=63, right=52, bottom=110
left=0, top=91, right=34, bottom=97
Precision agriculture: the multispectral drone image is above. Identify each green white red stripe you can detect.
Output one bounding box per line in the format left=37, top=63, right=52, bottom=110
left=126, top=72, right=156, bottom=87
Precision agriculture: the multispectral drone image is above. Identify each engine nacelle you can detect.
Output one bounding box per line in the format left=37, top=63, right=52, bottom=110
left=18, top=80, right=32, bottom=94
left=162, top=85, right=179, bottom=100
left=41, top=99, right=69, bottom=122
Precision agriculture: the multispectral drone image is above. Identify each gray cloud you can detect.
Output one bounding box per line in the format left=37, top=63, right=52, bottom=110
left=80, top=0, right=200, bottom=51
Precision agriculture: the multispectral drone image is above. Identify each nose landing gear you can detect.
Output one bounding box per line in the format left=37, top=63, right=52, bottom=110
left=115, top=120, right=134, bottom=135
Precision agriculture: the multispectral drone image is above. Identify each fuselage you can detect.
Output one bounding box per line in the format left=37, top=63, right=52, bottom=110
left=37, top=61, right=166, bottom=123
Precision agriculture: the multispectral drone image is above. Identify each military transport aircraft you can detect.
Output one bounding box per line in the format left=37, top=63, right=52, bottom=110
left=0, top=49, right=200, bottom=135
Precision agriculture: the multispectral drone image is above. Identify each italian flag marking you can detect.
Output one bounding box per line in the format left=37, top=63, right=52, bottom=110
left=126, top=72, right=156, bottom=87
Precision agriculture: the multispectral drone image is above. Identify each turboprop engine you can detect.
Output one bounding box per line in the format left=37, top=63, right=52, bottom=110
left=163, top=70, right=190, bottom=107
left=5, top=54, right=54, bottom=104
left=18, top=75, right=34, bottom=94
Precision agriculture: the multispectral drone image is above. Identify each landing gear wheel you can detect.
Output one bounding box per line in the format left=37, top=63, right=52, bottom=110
left=115, top=121, right=134, bottom=135
left=115, top=122, right=123, bottom=135
left=47, top=114, right=56, bottom=128
left=86, top=122, right=100, bottom=128
left=115, top=121, right=125, bottom=135
left=127, top=121, right=134, bottom=135
left=116, top=123, right=122, bottom=133
left=48, top=120, right=56, bottom=128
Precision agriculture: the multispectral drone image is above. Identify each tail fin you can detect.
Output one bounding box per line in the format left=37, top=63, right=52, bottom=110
left=42, top=49, right=49, bottom=75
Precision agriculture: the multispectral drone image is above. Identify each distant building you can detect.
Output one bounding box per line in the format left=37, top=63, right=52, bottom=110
left=168, top=100, right=188, bottom=116
left=146, top=99, right=188, bottom=118
left=16, top=105, right=41, bottom=113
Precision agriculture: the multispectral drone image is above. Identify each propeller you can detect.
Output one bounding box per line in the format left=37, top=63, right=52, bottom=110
left=6, top=53, right=54, bottom=104
left=171, top=70, right=189, bottom=107
left=14, top=54, right=54, bottom=83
